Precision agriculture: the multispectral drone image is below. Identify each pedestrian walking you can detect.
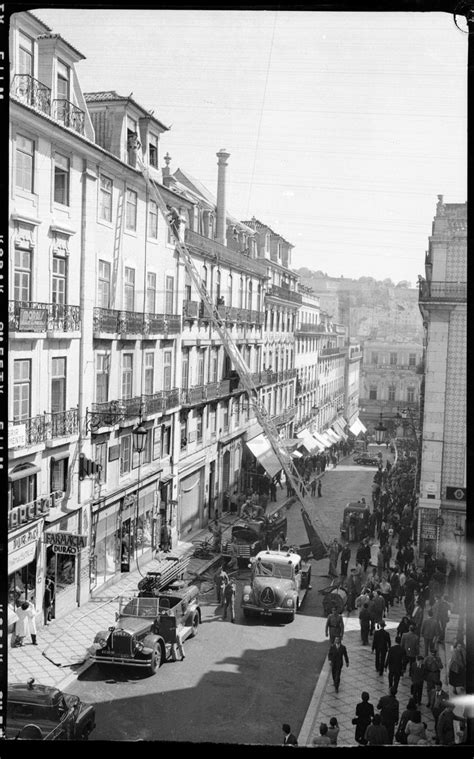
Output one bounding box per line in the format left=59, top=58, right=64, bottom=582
left=377, top=686, right=399, bottom=744
left=353, top=691, right=374, bottom=745
left=385, top=635, right=404, bottom=692
left=411, top=597, right=425, bottom=637
left=340, top=544, right=351, bottom=578
left=222, top=577, right=236, bottom=622
left=325, top=606, right=344, bottom=644
left=368, top=590, right=385, bottom=635
left=328, top=636, right=349, bottom=693
left=312, top=723, right=331, bottom=746
left=432, top=594, right=451, bottom=644
left=214, top=566, right=229, bottom=605
left=14, top=600, right=38, bottom=646
left=269, top=480, right=277, bottom=502
left=310, top=479, right=316, bottom=497
left=281, top=723, right=298, bottom=746
left=395, top=697, right=420, bottom=745
left=404, top=712, right=427, bottom=745
left=448, top=639, right=466, bottom=694
left=317, top=479, right=322, bottom=498
left=400, top=624, right=419, bottom=676
left=359, top=602, right=370, bottom=645
left=372, top=620, right=391, bottom=675
left=364, top=714, right=389, bottom=746
left=436, top=702, right=464, bottom=746
left=43, top=577, right=55, bottom=626
left=431, top=681, right=449, bottom=730
left=327, top=717, right=340, bottom=746
left=410, top=655, right=426, bottom=705
left=327, top=538, right=341, bottom=578
left=424, top=646, right=444, bottom=707
left=421, top=609, right=441, bottom=656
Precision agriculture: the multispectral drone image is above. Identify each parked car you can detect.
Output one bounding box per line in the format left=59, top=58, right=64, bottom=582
left=6, top=679, right=96, bottom=740
left=89, top=584, right=200, bottom=675
left=353, top=452, right=379, bottom=466
left=241, top=549, right=311, bottom=623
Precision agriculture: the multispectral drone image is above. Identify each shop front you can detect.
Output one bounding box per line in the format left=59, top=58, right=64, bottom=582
left=43, top=511, right=82, bottom=616
left=8, top=519, right=44, bottom=613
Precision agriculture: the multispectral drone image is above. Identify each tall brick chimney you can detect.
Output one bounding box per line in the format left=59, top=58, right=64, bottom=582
left=216, top=149, right=230, bottom=245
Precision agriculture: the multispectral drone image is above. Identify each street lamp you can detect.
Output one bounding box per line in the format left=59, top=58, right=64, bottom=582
left=130, top=420, right=147, bottom=573
left=132, top=423, right=147, bottom=454
left=374, top=413, right=387, bottom=445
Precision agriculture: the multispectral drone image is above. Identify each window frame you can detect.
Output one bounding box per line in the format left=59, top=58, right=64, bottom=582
left=124, top=266, right=136, bottom=311
left=13, top=359, right=31, bottom=422
left=98, top=260, right=111, bottom=308
left=99, top=174, right=113, bottom=223
left=51, top=357, right=67, bottom=414
left=15, top=134, right=35, bottom=194
left=120, top=435, right=132, bottom=475
left=53, top=151, right=70, bottom=207
left=121, top=353, right=134, bottom=400
left=148, top=199, right=158, bottom=238
left=125, top=188, right=138, bottom=231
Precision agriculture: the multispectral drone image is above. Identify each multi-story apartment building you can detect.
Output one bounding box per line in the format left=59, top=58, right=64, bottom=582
left=359, top=338, right=423, bottom=435
left=417, top=196, right=467, bottom=565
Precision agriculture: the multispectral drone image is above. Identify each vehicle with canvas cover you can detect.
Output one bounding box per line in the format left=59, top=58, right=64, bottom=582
left=241, top=549, right=311, bottom=623
left=89, top=584, right=200, bottom=674
left=6, top=678, right=96, bottom=740
left=340, top=502, right=369, bottom=542
left=222, top=511, right=288, bottom=566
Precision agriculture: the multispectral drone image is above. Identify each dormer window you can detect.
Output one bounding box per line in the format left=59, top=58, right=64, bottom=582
left=149, top=133, right=158, bottom=168
left=57, top=60, right=70, bottom=101
left=126, top=116, right=137, bottom=167
left=19, top=31, right=34, bottom=76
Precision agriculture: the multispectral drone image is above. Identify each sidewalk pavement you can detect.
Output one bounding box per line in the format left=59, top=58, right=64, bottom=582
left=298, top=568, right=461, bottom=747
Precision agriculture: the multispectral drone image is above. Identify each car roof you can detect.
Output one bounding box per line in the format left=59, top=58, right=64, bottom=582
left=8, top=682, right=62, bottom=706
left=254, top=549, right=300, bottom=566
left=345, top=502, right=367, bottom=510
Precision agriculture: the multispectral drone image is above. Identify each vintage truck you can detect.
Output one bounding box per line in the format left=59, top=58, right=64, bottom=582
left=89, top=583, right=200, bottom=674
left=222, top=511, right=288, bottom=566
left=241, top=548, right=312, bottom=623
left=6, top=678, right=96, bottom=740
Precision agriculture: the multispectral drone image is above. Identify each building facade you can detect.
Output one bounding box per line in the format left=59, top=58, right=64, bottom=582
left=417, top=196, right=467, bottom=566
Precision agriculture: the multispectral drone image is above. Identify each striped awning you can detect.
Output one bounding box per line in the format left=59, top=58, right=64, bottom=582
left=349, top=418, right=367, bottom=436
left=312, top=431, right=330, bottom=449
left=296, top=430, right=319, bottom=453
left=246, top=434, right=282, bottom=478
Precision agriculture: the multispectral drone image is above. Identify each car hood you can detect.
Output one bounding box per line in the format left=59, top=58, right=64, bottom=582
left=113, top=616, right=155, bottom=635
left=252, top=576, right=294, bottom=594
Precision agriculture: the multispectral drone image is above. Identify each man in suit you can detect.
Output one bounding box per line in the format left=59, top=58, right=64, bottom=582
left=400, top=624, right=419, bottom=677
left=377, top=686, right=399, bottom=745
left=431, top=681, right=449, bottom=731
left=421, top=609, right=441, bottom=656
left=325, top=606, right=344, bottom=644
left=385, top=635, right=404, bottom=692
left=282, top=723, right=298, bottom=746
left=359, top=602, right=371, bottom=645
left=410, top=654, right=426, bottom=705
left=328, top=636, right=349, bottom=693
left=372, top=620, right=391, bottom=675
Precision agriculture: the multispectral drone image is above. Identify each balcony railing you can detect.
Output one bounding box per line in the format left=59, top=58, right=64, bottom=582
left=9, top=408, right=79, bottom=448
left=11, top=74, right=51, bottom=116
left=93, top=308, right=181, bottom=335
left=418, top=280, right=467, bottom=303
left=319, top=347, right=345, bottom=358
left=52, top=99, right=85, bottom=135
left=181, top=379, right=232, bottom=406
left=272, top=405, right=297, bottom=427
left=182, top=300, right=200, bottom=319
left=9, top=301, right=81, bottom=333
left=185, top=228, right=265, bottom=277
left=267, top=284, right=302, bottom=304
left=296, top=323, right=329, bottom=334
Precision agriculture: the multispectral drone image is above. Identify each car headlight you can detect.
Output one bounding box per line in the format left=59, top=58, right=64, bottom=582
left=97, top=637, right=108, bottom=648
left=134, top=641, right=144, bottom=652
left=284, top=598, right=294, bottom=608
left=242, top=593, right=250, bottom=602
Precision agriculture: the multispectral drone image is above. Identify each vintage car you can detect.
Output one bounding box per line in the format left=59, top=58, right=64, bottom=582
left=222, top=512, right=288, bottom=566
left=353, top=452, right=380, bottom=466
left=6, top=679, right=96, bottom=740
left=340, top=502, right=369, bottom=542
left=89, top=583, right=200, bottom=674
left=241, top=549, right=311, bottom=623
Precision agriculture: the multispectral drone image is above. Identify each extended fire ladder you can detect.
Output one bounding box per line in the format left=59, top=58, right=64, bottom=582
left=130, top=137, right=329, bottom=559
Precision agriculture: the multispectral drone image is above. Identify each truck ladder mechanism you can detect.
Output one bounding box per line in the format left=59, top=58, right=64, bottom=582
left=130, top=136, right=329, bottom=560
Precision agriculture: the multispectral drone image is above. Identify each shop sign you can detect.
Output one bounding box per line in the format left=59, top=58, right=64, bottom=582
left=44, top=531, right=88, bottom=554
left=446, top=486, right=466, bottom=502
left=8, top=423, right=26, bottom=448
left=8, top=491, right=62, bottom=530
left=8, top=520, right=43, bottom=574
left=19, top=307, right=48, bottom=331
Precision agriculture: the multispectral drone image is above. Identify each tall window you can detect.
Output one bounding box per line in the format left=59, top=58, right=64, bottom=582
left=390, top=352, right=397, bottom=366
left=215, top=269, right=221, bottom=302
left=99, top=175, right=112, bottom=222
left=209, top=405, right=217, bottom=436
left=407, top=387, right=415, bottom=403
left=197, top=350, right=205, bottom=385
left=146, top=272, right=156, bottom=313
left=369, top=385, right=377, bottom=400
left=95, top=442, right=107, bottom=483
left=163, top=351, right=172, bottom=391
left=408, top=353, right=416, bottom=367
left=165, top=276, right=174, bottom=313
left=126, top=117, right=137, bottom=167
left=56, top=59, right=69, bottom=101
left=51, top=358, right=66, bottom=413
left=14, top=359, right=31, bottom=421
left=125, top=188, right=137, bottom=230
left=211, top=349, right=218, bottom=382
left=124, top=267, right=135, bottom=311
left=52, top=255, right=67, bottom=305
left=371, top=352, right=378, bottom=365
left=182, top=350, right=189, bottom=389
left=222, top=401, right=229, bottom=431
left=54, top=152, right=69, bottom=206
left=248, top=280, right=253, bottom=311
left=16, top=135, right=34, bottom=193
left=144, top=353, right=154, bottom=395
left=98, top=260, right=111, bottom=308
left=14, top=248, right=32, bottom=303
left=388, top=385, right=396, bottom=402
left=51, top=457, right=68, bottom=493
left=96, top=354, right=109, bottom=403
left=120, top=435, right=131, bottom=474
left=239, top=276, right=244, bottom=308
left=148, top=200, right=158, bottom=238
left=149, top=133, right=158, bottom=167
left=122, top=354, right=133, bottom=399
left=18, top=31, right=34, bottom=76
left=227, top=273, right=233, bottom=306
left=196, top=409, right=203, bottom=442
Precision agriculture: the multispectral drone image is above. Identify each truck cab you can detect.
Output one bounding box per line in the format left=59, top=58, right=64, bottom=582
left=241, top=549, right=311, bottom=623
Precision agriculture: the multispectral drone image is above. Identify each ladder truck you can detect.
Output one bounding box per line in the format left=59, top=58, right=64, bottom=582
left=129, top=136, right=330, bottom=560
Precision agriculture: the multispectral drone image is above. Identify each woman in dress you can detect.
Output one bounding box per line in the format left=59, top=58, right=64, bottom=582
left=405, top=711, right=427, bottom=745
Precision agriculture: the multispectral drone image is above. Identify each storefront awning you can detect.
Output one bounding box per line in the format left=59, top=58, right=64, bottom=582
left=296, top=430, right=319, bottom=453
left=325, top=429, right=340, bottom=444
left=358, top=419, right=367, bottom=433
left=8, top=464, right=41, bottom=482
left=246, top=434, right=282, bottom=478
left=332, top=421, right=348, bottom=440
left=333, top=417, right=347, bottom=435
left=349, top=418, right=367, bottom=436
left=312, top=431, right=330, bottom=449
left=318, top=431, right=334, bottom=447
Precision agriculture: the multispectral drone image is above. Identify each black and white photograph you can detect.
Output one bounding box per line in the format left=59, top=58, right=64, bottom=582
left=3, top=2, right=470, bottom=747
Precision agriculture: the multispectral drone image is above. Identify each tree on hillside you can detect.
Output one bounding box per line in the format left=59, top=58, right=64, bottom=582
left=396, top=280, right=411, bottom=288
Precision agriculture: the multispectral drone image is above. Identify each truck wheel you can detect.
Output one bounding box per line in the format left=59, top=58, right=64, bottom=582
left=286, top=613, right=295, bottom=623
left=190, top=612, right=199, bottom=637
left=149, top=644, right=162, bottom=674
left=243, top=608, right=251, bottom=618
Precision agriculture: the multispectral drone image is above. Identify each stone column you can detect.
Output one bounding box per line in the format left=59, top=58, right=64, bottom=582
left=216, top=149, right=230, bottom=245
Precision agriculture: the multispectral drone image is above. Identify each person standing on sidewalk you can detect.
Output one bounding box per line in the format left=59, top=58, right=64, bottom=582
left=214, top=566, right=229, bottom=605
left=385, top=635, right=404, bottom=692
left=372, top=620, right=391, bottom=676
left=400, top=624, right=419, bottom=676
left=359, top=602, right=371, bottom=645
left=310, top=478, right=317, bottom=497
left=423, top=646, right=444, bottom=708
left=317, top=479, right=322, bottom=498
left=377, top=686, right=400, bottom=745
left=222, top=578, right=236, bottom=623
left=421, top=609, right=441, bottom=656
left=410, top=655, right=426, bottom=706
left=432, top=594, right=451, bottom=644
left=340, top=543, right=351, bottom=578
left=327, top=539, right=341, bottom=578
left=328, top=636, right=349, bottom=693
left=325, top=606, right=344, bottom=644
left=353, top=691, right=374, bottom=745
left=364, top=714, right=389, bottom=746
left=43, top=578, right=54, bottom=626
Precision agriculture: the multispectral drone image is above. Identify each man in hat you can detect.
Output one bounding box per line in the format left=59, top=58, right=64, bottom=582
left=328, top=636, right=349, bottom=693
left=372, top=620, right=392, bottom=676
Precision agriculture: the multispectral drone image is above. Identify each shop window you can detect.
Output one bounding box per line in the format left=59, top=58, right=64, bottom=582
left=50, top=457, right=68, bottom=493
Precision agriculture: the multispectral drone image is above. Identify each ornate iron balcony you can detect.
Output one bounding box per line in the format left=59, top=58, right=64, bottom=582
left=11, top=74, right=51, bottom=115
left=9, top=301, right=81, bottom=333
left=418, top=279, right=467, bottom=303
left=52, top=98, right=85, bottom=135
left=267, top=284, right=302, bottom=304
left=46, top=408, right=79, bottom=438
left=93, top=308, right=181, bottom=336
left=142, top=392, right=165, bottom=415
left=182, top=300, right=200, bottom=319
left=9, top=414, right=48, bottom=446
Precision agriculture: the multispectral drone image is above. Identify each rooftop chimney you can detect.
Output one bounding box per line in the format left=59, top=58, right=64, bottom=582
left=216, top=149, right=230, bottom=245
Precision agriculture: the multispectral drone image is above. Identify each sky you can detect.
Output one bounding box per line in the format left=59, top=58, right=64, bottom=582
left=31, top=7, right=468, bottom=286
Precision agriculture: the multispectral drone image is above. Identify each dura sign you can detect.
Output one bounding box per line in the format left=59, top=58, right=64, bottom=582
left=44, top=531, right=88, bottom=554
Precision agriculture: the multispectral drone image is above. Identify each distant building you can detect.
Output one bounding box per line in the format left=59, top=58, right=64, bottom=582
left=417, top=195, right=466, bottom=567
